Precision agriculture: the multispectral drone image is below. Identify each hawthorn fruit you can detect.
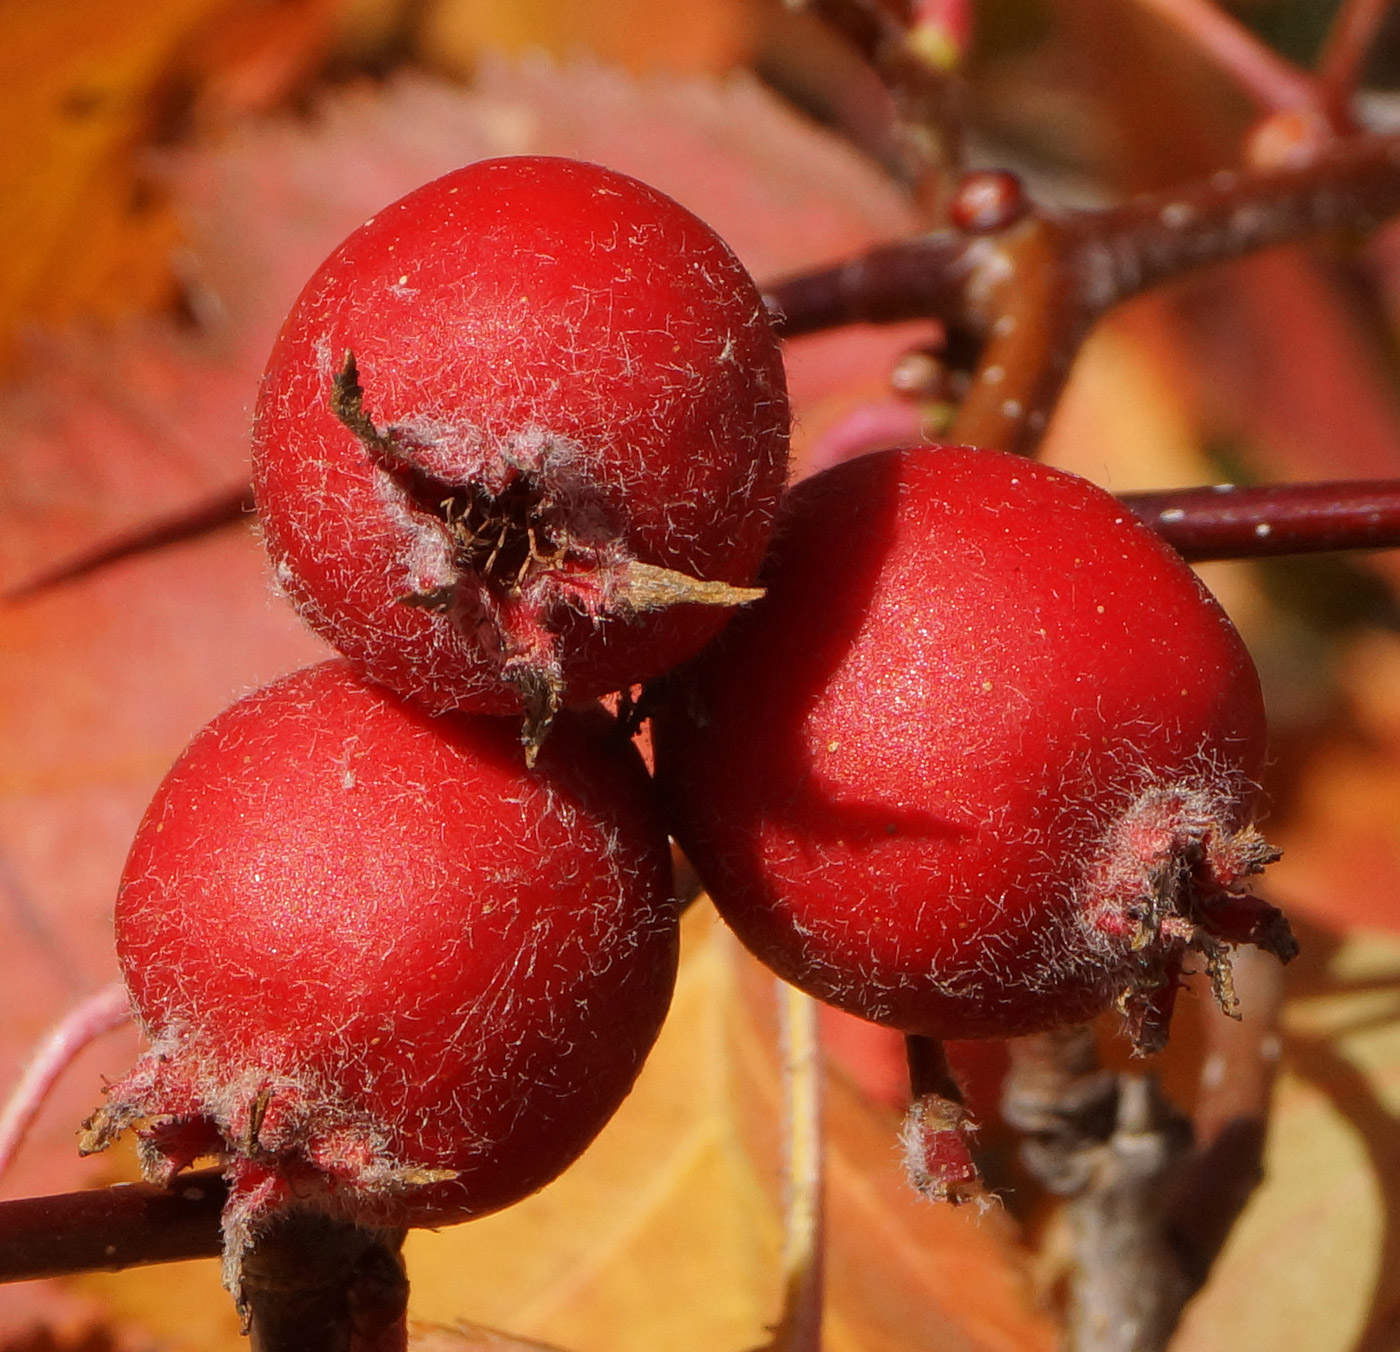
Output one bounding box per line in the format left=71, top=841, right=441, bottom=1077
left=82, top=661, right=678, bottom=1297
left=252, top=155, right=789, bottom=757
left=655, top=446, right=1295, bottom=1051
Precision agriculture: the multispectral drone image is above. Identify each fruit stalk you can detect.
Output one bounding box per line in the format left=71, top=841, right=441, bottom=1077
left=239, top=1213, right=407, bottom=1352
left=901, top=1036, right=982, bottom=1205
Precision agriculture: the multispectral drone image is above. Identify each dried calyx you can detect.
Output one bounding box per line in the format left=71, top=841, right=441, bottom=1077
left=79, top=1057, right=453, bottom=1310
left=331, top=352, right=761, bottom=760
left=1083, top=784, right=1294, bottom=1054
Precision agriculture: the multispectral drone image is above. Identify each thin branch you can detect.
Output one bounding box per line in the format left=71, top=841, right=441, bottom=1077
left=1070, top=134, right=1400, bottom=312
left=754, top=980, right=825, bottom=1352
left=17, top=473, right=1400, bottom=615
left=946, top=220, right=1076, bottom=449
left=1318, top=0, right=1394, bottom=124
left=1131, top=0, right=1318, bottom=115
left=796, top=0, right=963, bottom=211
left=1120, top=479, right=1400, bottom=559
left=0, top=1171, right=225, bottom=1280
left=2, top=485, right=254, bottom=601
left=765, top=230, right=987, bottom=338
left=0, top=982, right=130, bottom=1184
left=769, top=130, right=1400, bottom=452
left=0, top=1173, right=409, bottom=1352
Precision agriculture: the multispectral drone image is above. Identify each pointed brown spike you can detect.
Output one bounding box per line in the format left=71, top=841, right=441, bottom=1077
left=511, top=666, right=564, bottom=769
left=329, top=350, right=414, bottom=471
left=329, top=350, right=376, bottom=442
left=617, top=560, right=764, bottom=613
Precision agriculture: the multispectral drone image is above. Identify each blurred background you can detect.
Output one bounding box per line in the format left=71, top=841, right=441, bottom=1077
left=3, top=1, right=1400, bottom=1349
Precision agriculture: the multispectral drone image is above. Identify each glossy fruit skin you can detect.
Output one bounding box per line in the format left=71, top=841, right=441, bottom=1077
left=85, top=661, right=678, bottom=1271
left=252, top=155, right=789, bottom=728
left=655, top=446, right=1289, bottom=1048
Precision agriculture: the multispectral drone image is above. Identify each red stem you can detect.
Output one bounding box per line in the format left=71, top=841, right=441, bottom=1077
left=1317, top=0, right=1394, bottom=123
left=1131, top=0, right=1318, bottom=114
left=0, top=983, right=130, bottom=1184
left=1119, top=480, right=1400, bottom=560
left=0, top=1171, right=224, bottom=1280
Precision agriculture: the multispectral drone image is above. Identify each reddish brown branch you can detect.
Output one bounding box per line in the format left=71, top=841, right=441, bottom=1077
left=765, top=230, right=986, bottom=338
left=1071, top=134, right=1400, bottom=310
left=797, top=0, right=962, bottom=210
left=769, top=130, right=1400, bottom=453
left=1120, top=479, right=1400, bottom=559
left=1318, top=0, right=1394, bottom=123
left=2, top=485, right=254, bottom=601
left=0, top=1171, right=224, bottom=1280
left=768, top=134, right=1400, bottom=337
left=0, top=1173, right=408, bottom=1352
left=11, top=475, right=1400, bottom=611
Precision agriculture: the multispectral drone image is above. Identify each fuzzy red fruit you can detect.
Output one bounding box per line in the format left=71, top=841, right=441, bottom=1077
left=655, top=447, right=1293, bottom=1051
left=252, top=155, right=789, bottom=753
left=83, top=661, right=677, bottom=1289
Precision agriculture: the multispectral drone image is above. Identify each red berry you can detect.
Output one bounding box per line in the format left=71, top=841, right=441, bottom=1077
left=252, top=156, right=789, bottom=755
left=82, top=661, right=677, bottom=1288
left=655, top=447, right=1293, bottom=1051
